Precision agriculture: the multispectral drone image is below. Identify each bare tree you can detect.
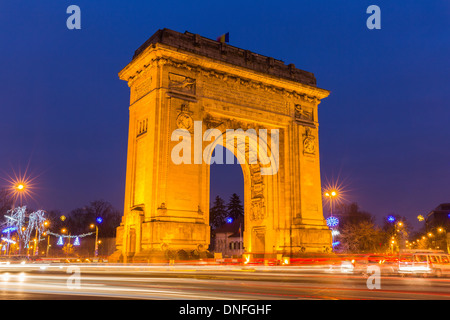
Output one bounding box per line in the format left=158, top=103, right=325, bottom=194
left=0, top=188, right=13, bottom=219
left=339, top=220, right=384, bottom=253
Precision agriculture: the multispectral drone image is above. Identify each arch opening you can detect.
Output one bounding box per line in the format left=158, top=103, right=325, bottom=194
left=208, top=145, right=244, bottom=258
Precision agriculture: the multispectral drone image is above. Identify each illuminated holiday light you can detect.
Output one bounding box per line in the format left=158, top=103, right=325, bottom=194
left=47, top=231, right=94, bottom=239
left=1, top=226, right=17, bottom=234
left=326, top=216, right=339, bottom=228
left=226, top=217, right=233, bottom=224
left=96, top=217, right=103, bottom=224
left=1, top=238, right=16, bottom=244
left=332, top=241, right=340, bottom=247
left=57, top=237, right=63, bottom=246
left=73, top=237, right=80, bottom=246
left=3, top=206, right=46, bottom=252
left=387, top=215, right=396, bottom=223
left=331, top=230, right=340, bottom=237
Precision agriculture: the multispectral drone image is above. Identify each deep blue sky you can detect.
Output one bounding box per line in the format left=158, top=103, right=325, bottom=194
left=0, top=1, right=448, bottom=229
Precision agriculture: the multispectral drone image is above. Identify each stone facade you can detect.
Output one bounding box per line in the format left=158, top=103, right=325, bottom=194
left=110, top=29, right=331, bottom=262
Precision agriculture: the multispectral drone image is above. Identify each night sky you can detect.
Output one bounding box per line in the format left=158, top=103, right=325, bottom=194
left=0, top=1, right=448, bottom=230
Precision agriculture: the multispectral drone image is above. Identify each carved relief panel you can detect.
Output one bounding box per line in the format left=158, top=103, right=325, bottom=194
left=169, top=73, right=196, bottom=96
left=249, top=163, right=266, bottom=221
left=295, top=104, right=314, bottom=124
left=175, top=103, right=194, bottom=132
left=302, top=127, right=316, bottom=156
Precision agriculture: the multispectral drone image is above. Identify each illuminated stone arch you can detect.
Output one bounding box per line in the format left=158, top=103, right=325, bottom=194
left=110, top=29, right=332, bottom=262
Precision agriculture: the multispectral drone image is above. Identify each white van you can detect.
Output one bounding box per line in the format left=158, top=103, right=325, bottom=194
left=398, top=249, right=450, bottom=277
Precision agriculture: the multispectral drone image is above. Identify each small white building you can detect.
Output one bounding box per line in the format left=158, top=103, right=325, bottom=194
left=214, top=217, right=244, bottom=258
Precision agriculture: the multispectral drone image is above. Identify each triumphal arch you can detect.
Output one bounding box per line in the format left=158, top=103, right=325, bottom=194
left=110, top=29, right=331, bottom=262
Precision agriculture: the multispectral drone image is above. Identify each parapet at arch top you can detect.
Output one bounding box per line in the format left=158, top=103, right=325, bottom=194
left=130, top=28, right=317, bottom=87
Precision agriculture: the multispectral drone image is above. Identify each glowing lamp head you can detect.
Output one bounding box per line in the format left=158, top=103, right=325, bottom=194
left=331, top=191, right=337, bottom=197
left=16, top=184, right=25, bottom=191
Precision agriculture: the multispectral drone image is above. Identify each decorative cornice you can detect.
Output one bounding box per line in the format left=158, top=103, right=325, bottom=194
left=122, top=55, right=329, bottom=104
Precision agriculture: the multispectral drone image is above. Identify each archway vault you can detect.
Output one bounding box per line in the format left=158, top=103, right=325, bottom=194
left=110, top=29, right=332, bottom=262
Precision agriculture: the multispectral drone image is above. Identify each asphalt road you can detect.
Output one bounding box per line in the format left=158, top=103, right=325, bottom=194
left=1, top=263, right=450, bottom=300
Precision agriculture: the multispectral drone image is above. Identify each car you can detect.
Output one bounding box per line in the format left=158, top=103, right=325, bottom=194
left=366, top=254, right=398, bottom=275
left=398, top=249, right=450, bottom=277
left=1, top=255, right=32, bottom=265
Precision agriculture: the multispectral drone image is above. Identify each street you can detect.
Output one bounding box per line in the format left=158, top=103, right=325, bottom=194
left=1, top=263, right=450, bottom=300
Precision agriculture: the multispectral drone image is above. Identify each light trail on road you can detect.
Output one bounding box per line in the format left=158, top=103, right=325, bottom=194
left=1, top=263, right=450, bottom=299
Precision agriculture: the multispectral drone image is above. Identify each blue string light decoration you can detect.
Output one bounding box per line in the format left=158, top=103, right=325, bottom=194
left=2, top=226, right=17, bottom=234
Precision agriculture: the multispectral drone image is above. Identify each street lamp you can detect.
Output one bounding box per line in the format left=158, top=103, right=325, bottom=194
left=42, top=221, right=50, bottom=256
left=15, top=183, right=26, bottom=206
left=90, top=218, right=102, bottom=257
left=436, top=227, right=448, bottom=253
left=324, top=189, right=339, bottom=216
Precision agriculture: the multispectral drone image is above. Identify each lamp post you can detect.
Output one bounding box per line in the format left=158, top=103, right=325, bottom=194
left=61, top=228, right=72, bottom=257
left=324, top=190, right=338, bottom=216
left=387, top=216, right=401, bottom=253
left=90, top=217, right=102, bottom=257
left=435, top=227, right=446, bottom=252
left=323, top=189, right=340, bottom=251
left=15, top=183, right=26, bottom=206
left=46, top=233, right=50, bottom=257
